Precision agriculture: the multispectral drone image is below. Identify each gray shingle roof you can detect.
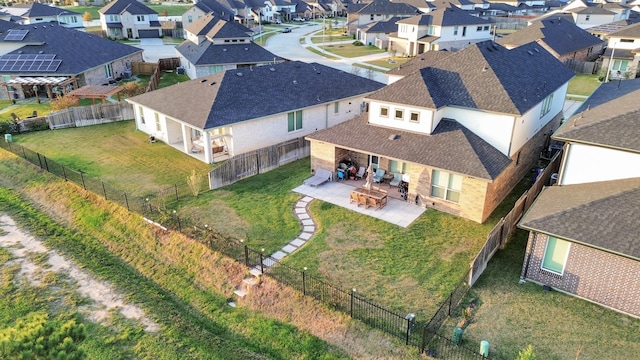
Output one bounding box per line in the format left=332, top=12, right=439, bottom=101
left=609, top=21, right=640, bottom=38
left=0, top=23, right=142, bottom=76
left=568, top=5, right=614, bottom=15
left=587, top=19, right=640, bottom=36
left=371, top=41, right=574, bottom=115
left=186, top=13, right=252, bottom=37
left=573, top=77, right=640, bottom=113
left=127, top=61, right=384, bottom=130
left=100, top=0, right=158, bottom=15
left=554, top=88, right=640, bottom=154
left=397, top=5, right=490, bottom=26
left=306, top=115, right=511, bottom=180
left=386, top=50, right=454, bottom=77
left=23, top=3, right=81, bottom=17
left=194, top=0, right=235, bottom=21
left=176, top=41, right=281, bottom=66
left=355, top=0, right=419, bottom=15
left=519, top=178, right=640, bottom=260
left=498, top=17, right=603, bottom=57
left=361, top=16, right=403, bottom=33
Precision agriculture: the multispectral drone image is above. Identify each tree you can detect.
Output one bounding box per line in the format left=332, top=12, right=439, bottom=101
left=82, top=11, right=92, bottom=22
left=160, top=10, right=168, bottom=17
left=187, top=170, right=203, bottom=197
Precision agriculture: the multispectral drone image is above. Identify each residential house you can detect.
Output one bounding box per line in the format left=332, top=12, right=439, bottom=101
left=389, top=4, right=493, bottom=56
left=600, top=21, right=640, bottom=80
left=346, top=0, right=419, bottom=34
left=99, top=0, right=162, bottom=39
left=306, top=41, right=575, bottom=223
left=498, top=17, right=604, bottom=62
left=384, top=50, right=453, bottom=83
left=0, top=3, right=83, bottom=29
left=0, top=21, right=142, bottom=101
left=534, top=0, right=631, bottom=30
left=356, top=16, right=403, bottom=48
left=176, top=13, right=283, bottom=79
left=518, top=82, right=640, bottom=318
left=125, top=61, right=384, bottom=164
left=181, top=0, right=235, bottom=29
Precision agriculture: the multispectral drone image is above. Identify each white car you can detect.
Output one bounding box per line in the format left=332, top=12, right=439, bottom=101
left=293, top=17, right=305, bottom=22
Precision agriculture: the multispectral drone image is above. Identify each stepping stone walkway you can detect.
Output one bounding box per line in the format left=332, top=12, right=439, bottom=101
left=263, top=196, right=316, bottom=269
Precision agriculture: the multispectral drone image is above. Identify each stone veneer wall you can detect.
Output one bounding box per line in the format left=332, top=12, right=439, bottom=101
left=522, top=232, right=640, bottom=318
left=309, top=141, right=337, bottom=176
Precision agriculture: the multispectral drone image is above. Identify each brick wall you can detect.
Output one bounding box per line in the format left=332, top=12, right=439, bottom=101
left=81, top=53, right=143, bottom=86
left=524, top=232, right=640, bottom=318
left=309, top=141, right=337, bottom=176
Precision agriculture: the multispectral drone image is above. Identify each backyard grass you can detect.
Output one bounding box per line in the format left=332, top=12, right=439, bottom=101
left=10, top=121, right=213, bottom=196
left=443, top=230, right=640, bottom=359
left=0, top=101, right=52, bottom=121
left=567, top=73, right=601, bottom=96
left=320, top=44, right=387, bottom=58
left=365, top=57, right=412, bottom=70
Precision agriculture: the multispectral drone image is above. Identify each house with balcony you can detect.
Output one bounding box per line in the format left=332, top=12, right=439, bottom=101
left=99, top=0, right=162, bottom=39
left=389, top=4, right=493, bottom=56
left=518, top=81, right=640, bottom=318
left=306, top=41, right=575, bottom=223
left=498, top=17, right=604, bottom=62
left=125, top=61, right=384, bottom=164
left=176, top=13, right=283, bottom=79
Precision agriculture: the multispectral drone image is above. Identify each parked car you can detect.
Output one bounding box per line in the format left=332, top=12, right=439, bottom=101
left=283, top=27, right=292, bottom=33
left=293, top=17, right=305, bottom=22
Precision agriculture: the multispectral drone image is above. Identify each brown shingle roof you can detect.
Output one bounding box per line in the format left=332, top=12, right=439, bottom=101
left=306, top=114, right=511, bottom=180
left=519, top=178, right=640, bottom=260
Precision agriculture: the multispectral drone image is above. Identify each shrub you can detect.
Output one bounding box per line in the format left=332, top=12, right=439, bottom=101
left=82, top=11, right=92, bottom=22
left=50, top=95, right=77, bottom=111
left=516, top=345, right=537, bottom=360
left=353, top=40, right=363, bottom=46
left=120, top=81, right=145, bottom=97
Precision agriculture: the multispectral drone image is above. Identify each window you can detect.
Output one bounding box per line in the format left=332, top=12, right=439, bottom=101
left=188, top=15, right=193, bottom=23
left=462, top=26, right=467, bottom=37
left=483, top=25, right=489, bottom=31
left=334, top=101, right=339, bottom=114
left=109, top=15, right=118, bottom=22
left=620, top=39, right=634, bottom=43
left=370, top=14, right=374, bottom=21
left=541, top=236, right=570, bottom=274
left=612, top=59, right=629, bottom=72
left=139, top=106, right=145, bottom=124
left=394, top=109, right=403, bottom=120
left=209, top=65, right=223, bottom=74
left=453, top=26, right=458, bottom=35
left=477, top=26, right=482, bottom=31
left=105, top=63, right=113, bottom=78
left=287, top=110, right=302, bottom=132
left=585, top=15, right=590, bottom=21
left=431, top=170, right=462, bottom=203
left=389, top=160, right=405, bottom=174
left=539, top=93, right=553, bottom=118
left=155, top=113, right=161, bottom=131
left=410, top=111, right=419, bottom=123
left=136, top=15, right=145, bottom=22
left=380, top=106, right=388, bottom=117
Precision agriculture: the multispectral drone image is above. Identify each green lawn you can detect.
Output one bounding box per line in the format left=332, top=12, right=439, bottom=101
left=365, top=57, right=411, bottom=70
left=443, top=230, right=640, bottom=359
left=0, top=102, right=52, bottom=121
left=567, top=73, right=601, bottom=96
left=306, top=46, right=341, bottom=60
left=310, top=34, right=353, bottom=44
left=320, top=44, right=387, bottom=58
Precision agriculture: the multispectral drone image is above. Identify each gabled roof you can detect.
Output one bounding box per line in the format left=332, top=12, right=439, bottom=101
left=586, top=19, right=640, bottom=36
left=567, top=5, right=614, bottom=15
left=553, top=88, right=640, bottom=154
left=0, top=23, right=142, bottom=76
left=0, top=19, right=18, bottom=33
left=355, top=0, right=419, bottom=15
left=397, top=4, right=490, bottom=26
left=498, top=17, right=603, bottom=56
left=608, top=21, right=640, bottom=38
left=519, top=178, right=640, bottom=261
left=193, top=0, right=237, bottom=21
left=127, top=61, right=384, bottom=130
left=369, top=41, right=574, bottom=115
left=386, top=50, right=454, bottom=77
left=176, top=41, right=281, bottom=66
left=306, top=115, right=512, bottom=180
left=186, top=13, right=252, bottom=38
left=100, top=0, right=158, bottom=15
left=23, top=3, right=81, bottom=17
left=360, top=16, right=403, bottom=32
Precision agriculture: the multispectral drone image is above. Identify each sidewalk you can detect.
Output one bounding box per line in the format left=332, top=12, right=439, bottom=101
left=301, top=30, right=390, bottom=72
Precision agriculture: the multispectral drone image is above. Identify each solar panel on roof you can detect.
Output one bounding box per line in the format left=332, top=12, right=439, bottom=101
left=4, top=30, right=29, bottom=41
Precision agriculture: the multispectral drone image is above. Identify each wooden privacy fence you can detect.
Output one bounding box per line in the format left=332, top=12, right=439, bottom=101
left=468, top=151, right=562, bottom=286
left=565, top=59, right=600, bottom=75
left=47, top=102, right=134, bottom=130
left=209, top=137, right=310, bottom=189
left=131, top=62, right=157, bottom=75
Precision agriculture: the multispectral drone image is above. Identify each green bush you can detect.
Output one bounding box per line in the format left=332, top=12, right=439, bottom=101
left=352, top=40, right=363, bottom=46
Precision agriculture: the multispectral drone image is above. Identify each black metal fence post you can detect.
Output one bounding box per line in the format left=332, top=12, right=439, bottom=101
left=21, top=145, right=26, bottom=159
left=259, top=249, right=265, bottom=274
left=43, top=156, right=49, bottom=172
left=61, top=164, right=67, bottom=181
left=302, top=267, right=307, bottom=296
left=406, top=318, right=411, bottom=345
left=37, top=153, right=43, bottom=168
left=244, top=245, right=249, bottom=267
left=448, top=292, right=453, bottom=315
left=174, top=184, right=179, bottom=202
left=80, top=172, right=86, bottom=190
left=124, top=193, right=129, bottom=211
left=350, top=288, right=356, bottom=318
left=102, top=181, right=107, bottom=200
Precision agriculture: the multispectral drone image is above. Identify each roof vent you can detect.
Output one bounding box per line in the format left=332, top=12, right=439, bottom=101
left=236, top=72, right=243, bottom=77
left=527, top=50, right=534, bottom=55
left=388, top=134, right=400, bottom=140
left=244, top=47, right=248, bottom=50
left=200, top=79, right=207, bottom=83
left=38, top=50, right=43, bottom=54
left=533, top=48, right=539, bottom=53
left=223, top=48, right=227, bottom=51
left=293, top=80, right=298, bottom=85
left=209, top=82, right=216, bottom=86
left=269, top=67, right=275, bottom=72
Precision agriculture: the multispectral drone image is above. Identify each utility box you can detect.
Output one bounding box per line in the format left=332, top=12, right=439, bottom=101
left=4, top=134, right=12, bottom=142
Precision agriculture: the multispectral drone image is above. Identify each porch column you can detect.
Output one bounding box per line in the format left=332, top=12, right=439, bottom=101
left=180, top=124, right=189, bottom=153
left=203, top=131, right=213, bottom=164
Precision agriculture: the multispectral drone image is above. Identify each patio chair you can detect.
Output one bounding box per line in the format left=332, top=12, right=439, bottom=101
left=372, top=168, right=386, bottom=183
left=357, top=194, right=368, bottom=207
left=389, top=173, right=402, bottom=187
left=367, top=196, right=378, bottom=209
left=355, top=166, right=366, bottom=180
left=350, top=192, right=359, bottom=204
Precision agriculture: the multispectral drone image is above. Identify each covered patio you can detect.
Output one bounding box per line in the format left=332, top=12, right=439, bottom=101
left=2, top=76, right=77, bottom=102
left=293, top=180, right=425, bottom=228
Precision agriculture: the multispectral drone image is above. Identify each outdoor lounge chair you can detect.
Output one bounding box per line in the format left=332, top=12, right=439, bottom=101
left=372, top=168, right=386, bottom=183
left=389, top=173, right=402, bottom=187
left=303, top=168, right=332, bottom=187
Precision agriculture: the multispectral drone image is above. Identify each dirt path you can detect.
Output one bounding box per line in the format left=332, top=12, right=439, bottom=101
left=0, top=214, right=160, bottom=332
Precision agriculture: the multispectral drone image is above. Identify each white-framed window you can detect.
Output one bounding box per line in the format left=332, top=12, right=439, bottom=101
left=109, top=15, right=118, bottom=22
left=209, top=65, right=223, bottom=74
left=389, top=160, right=405, bottom=174
left=155, top=113, right=161, bottom=131
left=620, top=39, right=634, bottom=43
left=541, top=236, right=570, bottom=275
left=188, top=15, right=193, bottom=23
left=380, top=106, right=388, bottom=117
left=453, top=26, right=458, bottom=35
left=334, top=101, right=339, bottom=114
left=477, top=26, right=482, bottom=31
left=483, top=25, right=489, bottom=31
left=105, top=63, right=113, bottom=78
left=394, top=109, right=403, bottom=120
left=539, top=93, right=553, bottom=118
left=369, top=155, right=380, bottom=170
left=139, top=106, right=145, bottom=124
left=612, top=59, right=629, bottom=72
left=431, top=170, right=462, bottom=203
left=136, top=15, right=145, bottom=22
left=287, top=110, right=302, bottom=132
left=410, top=111, right=419, bottom=123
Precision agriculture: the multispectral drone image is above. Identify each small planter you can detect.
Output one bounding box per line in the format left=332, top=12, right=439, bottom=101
left=452, top=326, right=464, bottom=344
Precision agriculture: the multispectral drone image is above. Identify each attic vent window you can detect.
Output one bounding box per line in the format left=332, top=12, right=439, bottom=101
left=388, top=134, right=400, bottom=140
